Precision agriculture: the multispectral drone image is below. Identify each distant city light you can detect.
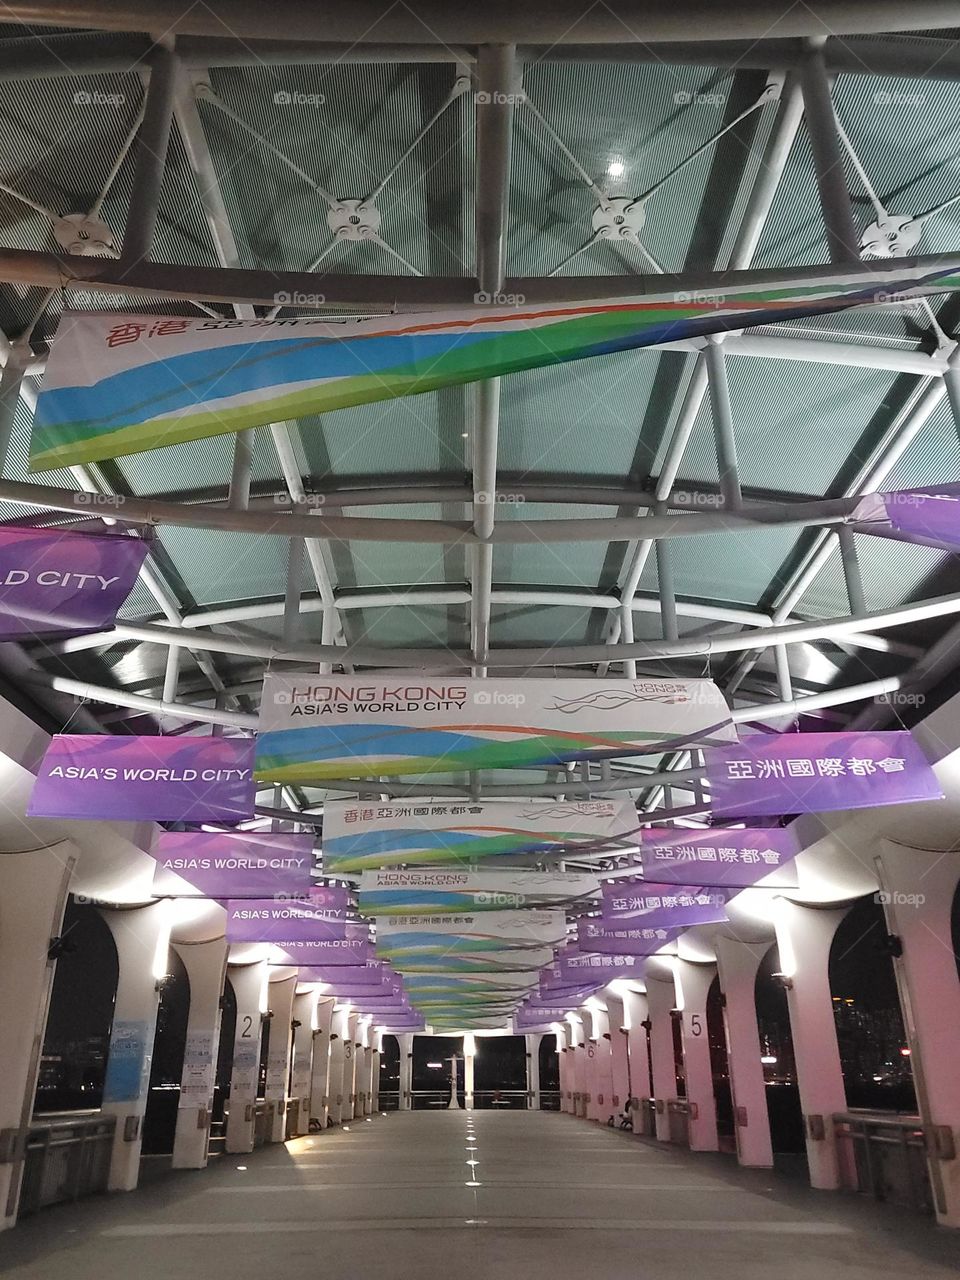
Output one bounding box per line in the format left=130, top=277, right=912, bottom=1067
left=427, top=1061, right=444, bottom=1068
left=900, top=1047, right=912, bottom=1056
left=760, top=1055, right=778, bottom=1065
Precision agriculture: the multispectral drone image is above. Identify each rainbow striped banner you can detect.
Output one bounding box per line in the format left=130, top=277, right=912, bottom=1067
left=30, top=260, right=960, bottom=470
left=358, top=869, right=597, bottom=915
left=256, top=675, right=733, bottom=781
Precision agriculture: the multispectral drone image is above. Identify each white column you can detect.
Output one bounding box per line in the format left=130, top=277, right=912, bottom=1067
left=289, top=990, right=316, bottom=1137
left=876, top=841, right=960, bottom=1227
left=524, top=1033, right=541, bottom=1110
left=646, top=977, right=677, bottom=1142
left=353, top=1017, right=369, bottom=1118
left=98, top=900, right=170, bottom=1190
left=585, top=1005, right=614, bottom=1124
left=569, top=1015, right=587, bottom=1116
left=370, top=1032, right=381, bottom=1112
left=775, top=900, right=850, bottom=1190
left=225, top=960, right=266, bottom=1154
left=673, top=959, right=719, bottom=1152
left=264, top=974, right=296, bottom=1143
left=0, top=842, right=75, bottom=1228
left=398, top=1032, right=414, bottom=1110
left=624, top=989, right=652, bottom=1135
left=326, top=1006, right=349, bottom=1124
left=308, top=996, right=334, bottom=1129
left=557, top=1026, right=573, bottom=1112
left=171, top=936, right=227, bottom=1169
left=464, top=1039, right=476, bottom=1110
left=344, top=1012, right=360, bottom=1120
left=605, top=996, right=630, bottom=1114
left=715, top=936, right=774, bottom=1168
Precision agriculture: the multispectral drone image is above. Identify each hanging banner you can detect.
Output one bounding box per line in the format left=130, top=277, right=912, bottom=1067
left=256, top=676, right=733, bottom=782
left=514, top=1007, right=575, bottom=1030
left=375, top=910, right=567, bottom=957
left=854, top=484, right=960, bottom=551
left=32, top=264, right=960, bottom=470
left=322, top=798, right=637, bottom=873
left=28, top=733, right=256, bottom=822
left=704, top=731, right=942, bottom=817
left=295, top=963, right=399, bottom=993
left=557, top=950, right=649, bottom=981
left=599, top=881, right=729, bottom=928
left=637, top=826, right=800, bottom=885
left=152, top=829, right=317, bottom=897
left=357, top=869, right=597, bottom=915
left=225, top=899, right=366, bottom=944
left=403, top=972, right=540, bottom=994
left=0, top=524, right=148, bottom=638
left=577, top=918, right=684, bottom=955
left=272, top=938, right=372, bottom=966
left=384, top=947, right=555, bottom=974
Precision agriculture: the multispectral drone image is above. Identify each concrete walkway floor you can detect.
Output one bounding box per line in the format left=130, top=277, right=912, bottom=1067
left=1, top=1112, right=959, bottom=1279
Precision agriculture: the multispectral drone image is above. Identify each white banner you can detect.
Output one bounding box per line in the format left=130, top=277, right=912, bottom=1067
left=358, top=869, right=597, bottom=914
left=322, top=797, right=637, bottom=873
left=375, top=909, right=567, bottom=947
left=255, top=677, right=734, bottom=782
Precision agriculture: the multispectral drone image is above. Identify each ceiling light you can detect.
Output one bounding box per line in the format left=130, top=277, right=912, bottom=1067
left=607, top=160, right=625, bottom=179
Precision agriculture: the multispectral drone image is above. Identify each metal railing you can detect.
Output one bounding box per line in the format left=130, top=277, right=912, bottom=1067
left=18, top=1113, right=115, bottom=1217
left=833, top=1111, right=937, bottom=1214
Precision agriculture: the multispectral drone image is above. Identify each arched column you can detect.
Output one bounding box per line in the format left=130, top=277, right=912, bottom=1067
left=876, top=840, right=960, bottom=1227
left=98, top=900, right=171, bottom=1190
left=623, top=989, right=652, bottom=1135
left=774, top=900, right=849, bottom=1189
left=569, top=1014, right=587, bottom=1117
left=715, top=936, right=773, bottom=1167
left=0, top=842, right=76, bottom=1228
left=464, top=1034, right=476, bottom=1109
left=370, top=1030, right=382, bottom=1112
left=225, top=959, right=266, bottom=1153
left=672, top=959, right=719, bottom=1152
left=326, top=1006, right=349, bottom=1124
left=355, top=1017, right=372, bottom=1117
left=604, top=995, right=630, bottom=1114
left=344, top=1012, right=360, bottom=1120
left=397, top=1032, right=414, bottom=1110
left=557, top=1025, right=573, bottom=1113
left=171, top=936, right=227, bottom=1168
left=289, top=990, right=316, bottom=1137
left=264, top=973, right=296, bottom=1143
left=524, top=1033, right=541, bottom=1110
left=645, top=977, right=677, bottom=1142
left=308, top=996, right=334, bottom=1128
left=585, top=1004, right=614, bottom=1124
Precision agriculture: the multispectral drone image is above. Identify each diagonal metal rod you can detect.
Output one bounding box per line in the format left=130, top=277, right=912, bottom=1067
left=120, top=41, right=177, bottom=268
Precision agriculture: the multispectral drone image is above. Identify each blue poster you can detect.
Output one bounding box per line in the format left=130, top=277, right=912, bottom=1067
left=102, top=1019, right=151, bottom=1104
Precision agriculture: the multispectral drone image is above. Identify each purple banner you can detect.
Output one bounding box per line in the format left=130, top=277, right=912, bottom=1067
left=296, top=965, right=401, bottom=995
left=225, top=899, right=366, bottom=943
left=272, top=938, right=372, bottom=966
left=152, top=830, right=316, bottom=897
left=638, top=826, right=800, bottom=885
left=306, top=886, right=353, bottom=911
left=705, top=731, right=941, bottom=817
left=558, top=950, right=649, bottom=981
left=600, top=880, right=729, bottom=928
left=28, top=734, right=255, bottom=822
left=0, top=524, right=148, bottom=638
left=578, top=918, right=684, bottom=955
left=855, top=484, right=960, bottom=551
